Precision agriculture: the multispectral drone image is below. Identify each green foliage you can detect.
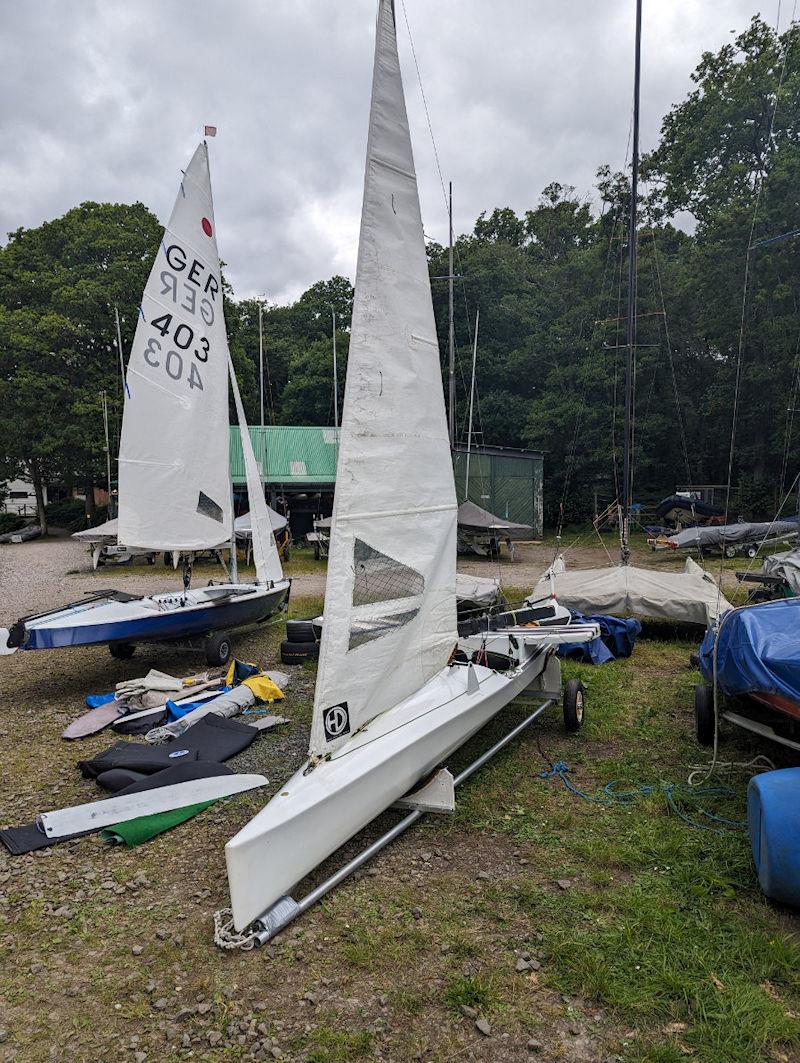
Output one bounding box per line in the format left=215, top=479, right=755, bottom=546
left=44, top=498, right=89, bottom=531
left=0, top=512, right=27, bottom=534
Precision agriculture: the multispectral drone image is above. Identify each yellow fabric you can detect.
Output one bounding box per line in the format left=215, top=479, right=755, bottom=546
left=241, top=674, right=284, bottom=703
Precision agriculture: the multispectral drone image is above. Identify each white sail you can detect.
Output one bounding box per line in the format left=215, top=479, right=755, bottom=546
left=309, top=0, right=458, bottom=758
left=118, top=143, right=233, bottom=551
left=227, top=356, right=284, bottom=585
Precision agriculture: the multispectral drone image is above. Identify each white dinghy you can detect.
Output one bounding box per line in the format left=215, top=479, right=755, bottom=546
left=223, top=1, right=598, bottom=941
left=1, top=143, right=290, bottom=665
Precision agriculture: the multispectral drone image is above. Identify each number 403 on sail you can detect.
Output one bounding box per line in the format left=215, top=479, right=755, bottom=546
left=142, top=313, right=208, bottom=391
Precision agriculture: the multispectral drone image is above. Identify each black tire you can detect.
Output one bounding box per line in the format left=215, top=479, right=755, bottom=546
left=205, top=631, right=232, bottom=667
left=280, top=638, right=320, bottom=664
left=724, top=544, right=737, bottom=559
left=689, top=650, right=701, bottom=668
left=146, top=553, right=156, bottom=565
left=314, top=541, right=321, bottom=561
left=109, top=642, right=135, bottom=660
left=747, top=545, right=758, bottom=559
left=285, top=619, right=317, bottom=643
left=695, top=683, right=715, bottom=747
left=563, top=678, right=586, bottom=733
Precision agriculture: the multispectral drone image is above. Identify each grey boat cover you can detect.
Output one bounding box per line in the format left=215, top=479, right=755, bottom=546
left=529, top=556, right=732, bottom=626
left=762, top=546, right=800, bottom=595
left=455, top=573, right=504, bottom=609
left=457, top=501, right=532, bottom=538
left=665, top=520, right=798, bottom=551
left=234, top=507, right=288, bottom=539
left=72, top=518, right=118, bottom=544
left=0, top=524, right=42, bottom=544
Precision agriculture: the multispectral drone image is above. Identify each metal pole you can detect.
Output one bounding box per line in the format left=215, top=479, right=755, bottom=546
left=251, top=697, right=555, bottom=945
left=101, top=390, right=113, bottom=517
left=464, top=308, right=479, bottom=502
left=621, top=0, right=642, bottom=565
left=258, top=304, right=265, bottom=429
left=228, top=477, right=239, bottom=585
left=114, top=306, right=129, bottom=399
left=332, top=310, right=339, bottom=430
left=448, top=181, right=456, bottom=446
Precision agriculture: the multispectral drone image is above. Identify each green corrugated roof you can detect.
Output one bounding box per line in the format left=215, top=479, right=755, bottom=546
left=229, top=426, right=339, bottom=485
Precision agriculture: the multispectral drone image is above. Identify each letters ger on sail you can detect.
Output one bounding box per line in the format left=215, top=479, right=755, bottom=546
left=118, top=143, right=233, bottom=552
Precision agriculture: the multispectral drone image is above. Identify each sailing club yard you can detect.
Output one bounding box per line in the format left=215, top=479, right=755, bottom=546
left=1, top=537, right=799, bottom=1063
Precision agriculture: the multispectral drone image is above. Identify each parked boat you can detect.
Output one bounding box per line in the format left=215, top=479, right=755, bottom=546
left=648, top=519, right=798, bottom=559
left=223, top=0, right=597, bottom=937
left=0, top=143, right=290, bottom=664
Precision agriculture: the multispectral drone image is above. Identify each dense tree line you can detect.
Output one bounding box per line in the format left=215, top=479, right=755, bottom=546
left=1, top=17, right=797, bottom=530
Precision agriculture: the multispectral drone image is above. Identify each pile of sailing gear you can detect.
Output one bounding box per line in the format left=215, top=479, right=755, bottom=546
left=1, top=662, right=287, bottom=855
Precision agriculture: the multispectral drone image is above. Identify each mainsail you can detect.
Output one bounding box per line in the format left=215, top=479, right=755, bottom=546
left=309, top=0, right=458, bottom=758
left=228, top=356, right=284, bottom=585
left=118, top=143, right=233, bottom=551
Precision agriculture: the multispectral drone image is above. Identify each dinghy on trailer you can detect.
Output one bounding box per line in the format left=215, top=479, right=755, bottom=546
left=0, top=143, right=290, bottom=664
left=221, top=0, right=598, bottom=943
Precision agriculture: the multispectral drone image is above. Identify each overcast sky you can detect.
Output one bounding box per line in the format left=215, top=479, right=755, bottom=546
left=0, top=1, right=776, bottom=304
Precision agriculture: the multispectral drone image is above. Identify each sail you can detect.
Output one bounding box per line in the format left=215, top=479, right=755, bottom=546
left=118, top=143, right=233, bottom=551
left=228, top=355, right=284, bottom=585
left=309, top=0, right=458, bottom=758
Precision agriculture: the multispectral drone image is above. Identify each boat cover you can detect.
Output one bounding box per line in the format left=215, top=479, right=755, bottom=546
left=72, top=518, right=119, bottom=544
left=454, top=573, right=504, bottom=611
left=530, top=556, right=731, bottom=626
left=0, top=524, right=42, bottom=544
left=762, top=546, right=800, bottom=596
left=458, top=500, right=532, bottom=538
left=234, top=508, right=288, bottom=538
left=559, top=611, right=641, bottom=665
left=699, top=599, right=800, bottom=703
left=653, top=494, right=724, bottom=520
left=664, top=521, right=798, bottom=551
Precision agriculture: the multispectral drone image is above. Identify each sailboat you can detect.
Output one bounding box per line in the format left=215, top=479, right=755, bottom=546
left=0, top=144, right=290, bottom=665
left=223, top=0, right=598, bottom=937
left=528, top=0, right=730, bottom=629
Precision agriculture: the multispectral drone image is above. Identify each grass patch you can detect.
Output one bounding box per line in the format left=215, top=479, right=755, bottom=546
left=305, top=1027, right=372, bottom=1062
left=443, top=973, right=500, bottom=1014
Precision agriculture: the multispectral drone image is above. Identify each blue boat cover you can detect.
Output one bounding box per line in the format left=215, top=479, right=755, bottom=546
left=699, top=600, right=800, bottom=703
left=559, top=611, right=642, bottom=665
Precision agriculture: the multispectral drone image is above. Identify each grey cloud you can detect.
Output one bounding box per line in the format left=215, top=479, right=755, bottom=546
left=1, top=0, right=766, bottom=302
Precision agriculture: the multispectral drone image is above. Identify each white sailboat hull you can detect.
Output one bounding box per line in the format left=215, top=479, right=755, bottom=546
left=226, top=636, right=565, bottom=931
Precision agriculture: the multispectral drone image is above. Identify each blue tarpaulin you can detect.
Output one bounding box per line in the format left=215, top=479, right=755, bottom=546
left=699, top=600, right=800, bottom=703
left=559, top=611, right=642, bottom=665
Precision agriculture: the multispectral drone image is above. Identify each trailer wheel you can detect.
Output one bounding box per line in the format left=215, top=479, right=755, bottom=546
left=724, top=544, right=737, bottom=559
left=563, top=678, right=586, bottom=733
left=109, top=642, right=135, bottom=660
left=695, top=683, right=715, bottom=747
left=747, top=545, right=758, bottom=559
left=205, top=631, right=232, bottom=667
left=146, top=553, right=157, bottom=565
left=314, top=541, right=321, bottom=561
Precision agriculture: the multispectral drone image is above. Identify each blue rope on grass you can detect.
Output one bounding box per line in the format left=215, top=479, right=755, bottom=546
left=537, top=761, right=746, bottom=834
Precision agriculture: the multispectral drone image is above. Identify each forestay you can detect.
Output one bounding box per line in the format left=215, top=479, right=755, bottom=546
left=227, top=355, right=284, bottom=585
left=118, top=143, right=233, bottom=551
left=309, top=0, right=458, bottom=759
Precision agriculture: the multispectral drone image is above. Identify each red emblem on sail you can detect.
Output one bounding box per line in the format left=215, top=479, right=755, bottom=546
left=201, top=218, right=212, bottom=237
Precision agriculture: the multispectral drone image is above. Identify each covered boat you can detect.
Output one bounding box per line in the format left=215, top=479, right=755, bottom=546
left=529, top=555, right=732, bottom=627
left=457, top=500, right=532, bottom=558
left=1, top=143, right=290, bottom=664
left=650, top=520, right=798, bottom=558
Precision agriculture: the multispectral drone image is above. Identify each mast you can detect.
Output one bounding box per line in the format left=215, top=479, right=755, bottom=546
left=101, top=390, right=113, bottom=518
left=621, top=0, right=642, bottom=565
left=448, top=181, right=455, bottom=446
left=114, top=306, right=129, bottom=399
left=464, top=308, right=479, bottom=502
left=258, top=304, right=265, bottom=428
left=332, top=309, right=339, bottom=429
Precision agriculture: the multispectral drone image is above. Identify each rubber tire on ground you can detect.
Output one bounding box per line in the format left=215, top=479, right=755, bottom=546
left=146, top=553, right=156, bottom=565
left=724, top=544, right=737, bottom=559
left=280, top=638, right=320, bottom=664
left=695, top=682, right=715, bottom=747
left=747, top=545, right=758, bottom=559
left=285, top=619, right=317, bottom=643
left=205, top=631, right=232, bottom=667
left=109, top=642, right=135, bottom=660
left=563, top=678, right=586, bottom=733
left=689, top=650, right=701, bottom=668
